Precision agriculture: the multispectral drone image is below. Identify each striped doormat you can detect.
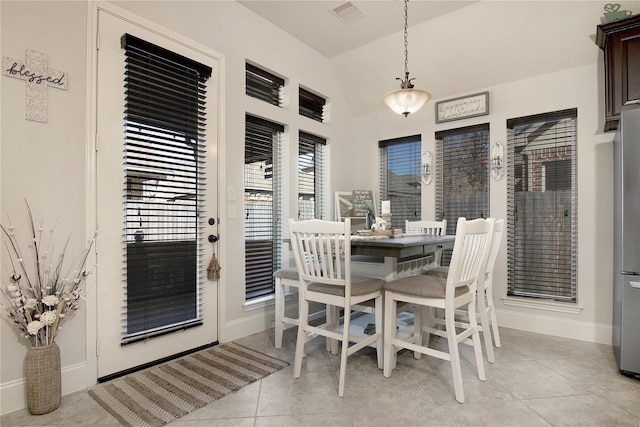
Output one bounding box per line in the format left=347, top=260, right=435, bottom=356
left=89, top=342, right=289, bottom=427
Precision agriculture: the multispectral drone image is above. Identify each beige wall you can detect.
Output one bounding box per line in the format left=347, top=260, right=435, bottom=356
left=1, top=0, right=90, bottom=414
left=0, top=0, right=625, bottom=414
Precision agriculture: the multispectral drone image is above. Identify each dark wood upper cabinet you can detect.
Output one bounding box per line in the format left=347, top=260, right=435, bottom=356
left=596, top=14, right=640, bottom=131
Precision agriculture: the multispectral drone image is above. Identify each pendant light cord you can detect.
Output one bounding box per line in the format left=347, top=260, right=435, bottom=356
left=403, top=0, right=409, bottom=77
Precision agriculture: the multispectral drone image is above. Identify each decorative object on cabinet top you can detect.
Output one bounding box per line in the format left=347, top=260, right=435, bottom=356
left=603, top=3, right=633, bottom=22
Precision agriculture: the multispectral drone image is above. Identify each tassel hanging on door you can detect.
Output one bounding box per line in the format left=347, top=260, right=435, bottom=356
left=207, top=248, right=221, bottom=281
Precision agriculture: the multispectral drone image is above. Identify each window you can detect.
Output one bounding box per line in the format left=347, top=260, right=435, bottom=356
left=435, top=124, right=490, bottom=264
left=121, top=34, right=211, bottom=341
left=379, top=135, right=422, bottom=229
left=244, top=114, right=284, bottom=299
left=299, top=87, right=327, bottom=122
left=298, top=131, right=327, bottom=220
left=507, top=109, right=577, bottom=302
left=246, top=63, right=285, bottom=106
left=435, top=124, right=490, bottom=224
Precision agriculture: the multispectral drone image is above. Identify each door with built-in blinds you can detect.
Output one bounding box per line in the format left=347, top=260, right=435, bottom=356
left=95, top=9, right=219, bottom=379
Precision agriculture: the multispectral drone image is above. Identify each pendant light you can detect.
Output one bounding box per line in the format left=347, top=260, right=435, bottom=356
left=383, top=0, right=431, bottom=117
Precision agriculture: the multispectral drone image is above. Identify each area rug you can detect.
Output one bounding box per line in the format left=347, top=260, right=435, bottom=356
left=88, top=342, right=289, bottom=427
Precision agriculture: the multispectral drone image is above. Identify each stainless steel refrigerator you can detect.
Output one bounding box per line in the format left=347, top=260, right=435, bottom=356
left=613, top=107, right=640, bottom=377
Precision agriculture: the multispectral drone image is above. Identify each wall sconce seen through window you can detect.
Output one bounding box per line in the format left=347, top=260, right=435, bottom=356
left=491, top=142, right=504, bottom=180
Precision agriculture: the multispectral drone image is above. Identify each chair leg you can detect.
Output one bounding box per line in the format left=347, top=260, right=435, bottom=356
left=413, top=306, right=423, bottom=360
left=293, top=296, right=309, bottom=379
left=445, top=307, right=465, bottom=404
left=383, top=291, right=396, bottom=377
left=477, top=290, right=495, bottom=363
left=375, top=295, right=383, bottom=370
left=423, top=306, right=436, bottom=349
left=467, top=299, right=486, bottom=382
left=326, top=305, right=339, bottom=355
left=486, top=287, right=501, bottom=347
left=337, top=307, right=351, bottom=398
left=274, top=278, right=284, bottom=349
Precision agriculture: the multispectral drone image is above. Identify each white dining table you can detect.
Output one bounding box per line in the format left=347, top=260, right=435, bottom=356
left=350, top=234, right=455, bottom=281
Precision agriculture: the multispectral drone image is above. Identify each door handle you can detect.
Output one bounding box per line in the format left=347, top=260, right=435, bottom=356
left=630, top=281, right=640, bottom=289
left=208, top=234, right=219, bottom=243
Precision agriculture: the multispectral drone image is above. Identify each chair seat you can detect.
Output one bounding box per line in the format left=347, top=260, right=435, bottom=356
left=384, top=274, right=469, bottom=298
left=308, top=275, right=385, bottom=296
left=422, top=266, right=449, bottom=279
left=273, top=267, right=299, bottom=281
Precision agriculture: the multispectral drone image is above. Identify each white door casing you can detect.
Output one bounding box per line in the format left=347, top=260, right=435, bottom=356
left=93, top=7, right=220, bottom=379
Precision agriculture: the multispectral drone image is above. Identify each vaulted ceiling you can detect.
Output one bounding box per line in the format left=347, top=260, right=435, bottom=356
left=238, top=1, right=634, bottom=117
left=239, top=1, right=478, bottom=58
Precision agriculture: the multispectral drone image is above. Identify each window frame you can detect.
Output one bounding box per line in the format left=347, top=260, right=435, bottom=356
left=379, top=135, right=422, bottom=229
left=246, top=62, right=285, bottom=107
left=435, top=124, right=490, bottom=226
left=299, top=86, right=327, bottom=123
left=506, top=109, right=578, bottom=303
left=298, top=130, right=327, bottom=221
left=244, top=114, right=284, bottom=300
left=435, top=124, right=490, bottom=265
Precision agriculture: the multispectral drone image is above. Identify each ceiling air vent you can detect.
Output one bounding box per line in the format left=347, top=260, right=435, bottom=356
left=330, top=2, right=365, bottom=25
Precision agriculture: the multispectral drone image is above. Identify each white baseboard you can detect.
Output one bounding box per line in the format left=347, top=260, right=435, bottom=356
left=222, top=310, right=275, bottom=343
left=496, top=308, right=612, bottom=345
left=0, top=362, right=87, bottom=416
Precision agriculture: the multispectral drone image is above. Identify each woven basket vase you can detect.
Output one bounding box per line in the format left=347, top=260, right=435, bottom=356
left=25, top=342, right=61, bottom=415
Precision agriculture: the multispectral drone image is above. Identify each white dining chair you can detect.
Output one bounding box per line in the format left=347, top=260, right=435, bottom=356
left=274, top=267, right=330, bottom=349
left=423, top=218, right=504, bottom=363
left=289, top=218, right=385, bottom=397
left=405, top=219, right=447, bottom=269
left=273, top=267, right=299, bottom=349
left=383, top=217, right=494, bottom=403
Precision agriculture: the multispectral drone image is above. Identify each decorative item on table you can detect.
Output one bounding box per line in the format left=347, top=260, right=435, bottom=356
left=369, top=216, right=403, bottom=237
left=603, top=3, right=632, bottom=22
left=365, top=209, right=375, bottom=231
left=371, top=216, right=389, bottom=231
left=0, top=200, right=96, bottom=414
left=381, top=200, right=392, bottom=223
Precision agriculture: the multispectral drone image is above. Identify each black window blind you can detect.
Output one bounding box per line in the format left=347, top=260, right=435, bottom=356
left=435, top=124, right=489, bottom=265
left=299, top=87, right=326, bottom=122
left=507, top=109, right=577, bottom=302
left=298, top=131, right=327, bottom=220
left=121, top=34, right=211, bottom=342
left=379, top=135, right=422, bottom=229
left=244, top=114, right=284, bottom=299
left=246, top=63, right=284, bottom=106
left=435, top=124, right=490, bottom=225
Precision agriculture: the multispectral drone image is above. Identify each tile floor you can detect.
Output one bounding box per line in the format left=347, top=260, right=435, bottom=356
left=2, top=326, right=639, bottom=426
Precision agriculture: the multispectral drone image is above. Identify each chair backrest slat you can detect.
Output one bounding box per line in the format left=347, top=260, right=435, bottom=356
left=446, top=217, right=494, bottom=296
left=405, top=219, right=447, bottom=236
left=289, top=218, right=351, bottom=288
left=484, top=219, right=504, bottom=288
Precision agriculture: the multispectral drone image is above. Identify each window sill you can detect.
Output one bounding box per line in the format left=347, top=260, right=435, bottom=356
left=243, top=294, right=275, bottom=311
left=500, top=297, right=583, bottom=315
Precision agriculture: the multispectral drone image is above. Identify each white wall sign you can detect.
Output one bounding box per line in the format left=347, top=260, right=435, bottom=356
left=2, top=49, right=69, bottom=122
left=435, top=91, right=489, bottom=123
